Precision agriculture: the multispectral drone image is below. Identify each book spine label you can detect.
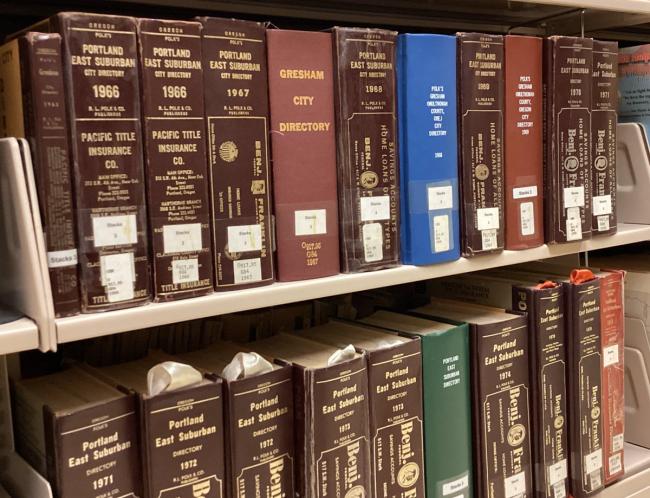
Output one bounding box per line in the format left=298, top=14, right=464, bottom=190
left=599, top=271, right=625, bottom=484
left=396, top=34, right=460, bottom=265
left=474, top=317, right=533, bottom=498
left=513, top=287, right=569, bottom=498
left=267, top=30, right=340, bottom=281
left=591, top=41, right=618, bottom=236
left=225, top=366, right=294, bottom=498
left=54, top=395, right=141, bottom=498
left=308, top=357, right=371, bottom=498
left=504, top=36, right=544, bottom=250
left=333, top=28, right=399, bottom=272
left=137, top=19, right=213, bottom=301
left=143, top=382, right=224, bottom=498
left=57, top=13, right=151, bottom=311
left=565, top=279, right=603, bottom=496
left=198, top=18, right=274, bottom=290
left=458, top=33, right=505, bottom=256
left=367, top=340, right=425, bottom=498
left=20, top=33, right=80, bottom=316
left=544, top=37, right=593, bottom=243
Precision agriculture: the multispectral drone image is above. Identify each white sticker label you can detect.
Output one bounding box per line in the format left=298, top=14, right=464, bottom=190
left=172, top=258, right=199, bottom=284
left=163, top=223, right=202, bottom=254
left=566, top=207, right=582, bottom=241
left=504, top=471, right=527, bottom=498
left=362, top=223, right=383, bottom=262
left=433, top=215, right=450, bottom=253
left=589, top=470, right=602, bottom=491
left=482, top=229, right=498, bottom=250
left=360, top=195, right=391, bottom=222
left=93, top=214, right=137, bottom=247
left=513, top=185, right=538, bottom=199
left=603, top=344, right=620, bottom=367
left=553, top=481, right=566, bottom=498
left=477, top=207, right=500, bottom=230
left=585, top=449, right=603, bottom=475
left=548, top=459, right=568, bottom=485
left=442, top=475, right=469, bottom=496
left=47, top=249, right=78, bottom=268
left=563, top=186, right=585, bottom=209
left=597, top=215, right=610, bottom=232
left=100, top=252, right=135, bottom=303
left=520, top=202, right=535, bottom=236
left=612, top=433, right=624, bottom=453
left=294, top=209, right=327, bottom=236
left=227, top=224, right=262, bottom=253
left=233, top=258, right=262, bottom=284
left=592, top=195, right=612, bottom=216
left=428, top=185, right=454, bottom=211
left=608, top=453, right=623, bottom=476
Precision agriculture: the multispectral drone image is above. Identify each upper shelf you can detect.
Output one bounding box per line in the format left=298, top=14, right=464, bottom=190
left=54, top=222, right=650, bottom=344
left=0, top=318, right=39, bottom=355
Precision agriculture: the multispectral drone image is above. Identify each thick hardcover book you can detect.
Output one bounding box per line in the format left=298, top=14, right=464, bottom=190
left=412, top=299, right=533, bottom=498
left=296, top=320, right=425, bottom=498
left=197, top=17, right=274, bottom=290
left=12, top=368, right=142, bottom=498
left=597, top=270, right=625, bottom=484
left=359, top=310, right=473, bottom=498
left=332, top=27, right=400, bottom=272
left=591, top=41, right=618, bottom=236
left=504, top=35, right=544, bottom=250
left=266, top=29, right=340, bottom=281
left=562, top=270, right=604, bottom=496
left=457, top=33, right=505, bottom=256
left=179, top=344, right=295, bottom=498
left=137, top=19, right=213, bottom=301
left=620, top=44, right=650, bottom=134
left=0, top=33, right=80, bottom=317
left=85, top=355, right=225, bottom=498
left=543, top=37, right=593, bottom=243
left=253, top=333, right=371, bottom=498
left=396, top=34, right=460, bottom=265
left=48, top=12, right=151, bottom=311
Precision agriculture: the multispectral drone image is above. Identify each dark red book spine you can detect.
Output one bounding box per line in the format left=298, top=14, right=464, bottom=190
left=504, top=35, right=544, bottom=250
left=267, top=29, right=340, bottom=281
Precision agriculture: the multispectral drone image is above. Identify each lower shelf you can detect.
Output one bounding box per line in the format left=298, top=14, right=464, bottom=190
left=597, top=443, right=650, bottom=497
left=0, top=318, right=39, bottom=355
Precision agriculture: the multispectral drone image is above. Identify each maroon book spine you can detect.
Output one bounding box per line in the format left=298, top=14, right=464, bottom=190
left=267, top=29, right=340, bottom=281
left=591, top=41, right=618, bottom=236
left=137, top=19, right=214, bottom=301
left=504, top=35, right=544, bottom=250
left=198, top=17, right=275, bottom=291
left=19, top=33, right=81, bottom=316
left=54, top=12, right=151, bottom=311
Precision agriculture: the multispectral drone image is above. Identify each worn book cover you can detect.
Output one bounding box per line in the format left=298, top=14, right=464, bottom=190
left=46, top=12, right=151, bottom=311
left=252, top=333, right=371, bottom=498
left=359, top=310, right=473, bottom=498
left=412, top=299, right=533, bottom=498
left=296, top=320, right=425, bottom=498
left=619, top=43, right=650, bottom=135
left=544, top=37, right=593, bottom=243
left=504, top=35, right=544, bottom=250
left=0, top=33, right=80, bottom=317
left=332, top=27, right=400, bottom=272
left=591, top=41, right=618, bottom=236
left=12, top=367, right=142, bottom=498
left=137, top=19, right=214, bottom=301
left=84, top=354, right=225, bottom=498
left=396, top=33, right=460, bottom=265
left=198, top=17, right=274, bottom=290
left=597, top=270, right=625, bottom=484
left=457, top=32, right=505, bottom=256
left=562, top=270, right=604, bottom=496
left=267, top=29, right=340, bottom=281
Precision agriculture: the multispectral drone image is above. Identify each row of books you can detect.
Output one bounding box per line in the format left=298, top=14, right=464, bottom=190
left=0, top=12, right=620, bottom=318
left=13, top=266, right=624, bottom=498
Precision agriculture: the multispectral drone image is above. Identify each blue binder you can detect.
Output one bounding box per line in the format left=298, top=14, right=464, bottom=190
left=397, top=34, right=460, bottom=265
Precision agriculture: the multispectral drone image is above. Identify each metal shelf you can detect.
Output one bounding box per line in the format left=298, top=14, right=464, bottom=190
left=597, top=444, right=650, bottom=497
left=54, top=223, right=650, bottom=344
left=0, top=319, right=39, bottom=355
